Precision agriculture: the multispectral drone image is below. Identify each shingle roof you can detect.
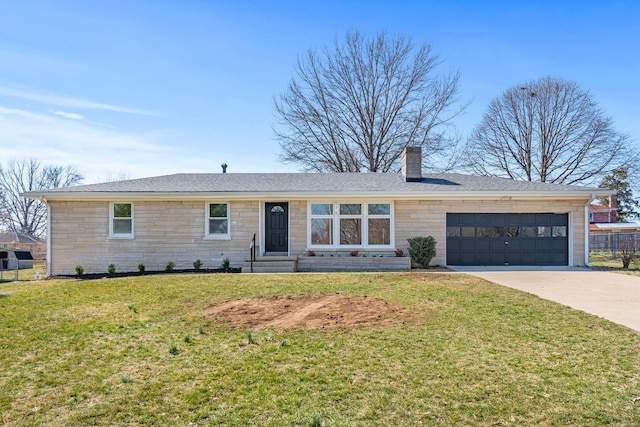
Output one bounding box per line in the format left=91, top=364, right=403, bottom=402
left=30, top=172, right=604, bottom=196
left=0, top=231, right=43, bottom=244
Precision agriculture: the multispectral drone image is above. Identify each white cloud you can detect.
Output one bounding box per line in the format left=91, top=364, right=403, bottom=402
left=51, top=110, right=85, bottom=120
left=0, top=104, right=178, bottom=183
left=0, top=85, right=153, bottom=116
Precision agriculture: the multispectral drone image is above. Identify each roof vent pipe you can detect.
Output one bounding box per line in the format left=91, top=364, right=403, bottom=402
left=221, top=163, right=228, bottom=173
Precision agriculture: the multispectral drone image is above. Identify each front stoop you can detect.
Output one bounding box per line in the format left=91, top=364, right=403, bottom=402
left=297, top=256, right=411, bottom=272
left=242, top=256, right=297, bottom=273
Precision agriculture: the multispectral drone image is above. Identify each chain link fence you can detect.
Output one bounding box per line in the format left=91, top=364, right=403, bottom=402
left=589, top=232, right=640, bottom=256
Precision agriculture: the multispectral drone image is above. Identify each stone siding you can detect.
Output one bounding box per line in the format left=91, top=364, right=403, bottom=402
left=49, top=200, right=258, bottom=275
left=394, top=199, right=587, bottom=266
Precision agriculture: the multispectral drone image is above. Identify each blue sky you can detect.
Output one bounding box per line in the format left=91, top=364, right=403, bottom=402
left=1, top=0, right=638, bottom=183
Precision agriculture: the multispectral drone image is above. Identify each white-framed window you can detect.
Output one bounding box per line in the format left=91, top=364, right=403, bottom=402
left=206, top=202, right=230, bottom=239
left=110, top=202, right=134, bottom=238
left=308, top=202, right=393, bottom=248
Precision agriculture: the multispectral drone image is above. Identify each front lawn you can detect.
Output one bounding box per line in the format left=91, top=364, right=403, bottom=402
left=1, top=273, right=638, bottom=426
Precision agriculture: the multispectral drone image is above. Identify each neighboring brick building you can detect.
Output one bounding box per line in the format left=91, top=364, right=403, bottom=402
left=589, top=196, right=617, bottom=224
left=589, top=196, right=640, bottom=233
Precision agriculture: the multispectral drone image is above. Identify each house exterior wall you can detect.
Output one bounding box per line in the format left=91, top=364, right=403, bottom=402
left=48, top=200, right=259, bottom=275
left=590, top=208, right=617, bottom=224
left=394, top=199, right=587, bottom=266
left=288, top=200, right=307, bottom=255
left=47, top=197, right=589, bottom=275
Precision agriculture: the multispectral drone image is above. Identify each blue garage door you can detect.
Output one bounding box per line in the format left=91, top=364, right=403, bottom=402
left=446, top=213, right=568, bottom=266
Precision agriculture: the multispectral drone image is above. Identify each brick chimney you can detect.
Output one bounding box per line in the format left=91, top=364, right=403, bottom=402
left=401, top=146, right=422, bottom=182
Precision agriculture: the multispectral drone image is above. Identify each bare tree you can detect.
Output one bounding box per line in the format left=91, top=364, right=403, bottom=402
left=98, top=170, right=131, bottom=183
left=0, top=158, right=83, bottom=237
left=464, top=76, right=635, bottom=185
left=274, top=30, right=465, bottom=172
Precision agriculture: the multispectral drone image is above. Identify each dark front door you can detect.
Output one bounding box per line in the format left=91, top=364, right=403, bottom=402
left=265, top=202, right=288, bottom=253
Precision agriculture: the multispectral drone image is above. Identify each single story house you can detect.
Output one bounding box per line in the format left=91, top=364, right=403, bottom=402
left=0, top=248, right=34, bottom=270
left=23, top=148, right=609, bottom=276
left=0, top=231, right=47, bottom=260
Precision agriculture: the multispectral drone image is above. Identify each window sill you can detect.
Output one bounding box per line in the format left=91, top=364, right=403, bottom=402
left=204, top=235, right=231, bottom=241
left=108, top=235, right=134, bottom=240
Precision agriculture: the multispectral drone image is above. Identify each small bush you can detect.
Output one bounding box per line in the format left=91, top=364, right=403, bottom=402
left=407, top=236, right=437, bottom=268
left=168, top=342, right=179, bottom=355
left=395, top=248, right=404, bottom=257
left=165, top=261, right=176, bottom=272
left=620, top=244, right=635, bottom=268
left=222, top=258, right=230, bottom=270
left=107, top=263, right=116, bottom=274
left=246, top=329, right=257, bottom=345
left=350, top=250, right=359, bottom=257
left=307, top=250, right=316, bottom=256
left=193, top=259, right=202, bottom=270
left=75, top=265, right=84, bottom=277
left=138, top=263, right=145, bottom=272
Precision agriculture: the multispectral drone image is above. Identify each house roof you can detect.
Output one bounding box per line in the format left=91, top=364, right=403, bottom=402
left=0, top=231, right=44, bottom=244
left=590, top=222, right=640, bottom=231
left=22, top=172, right=610, bottom=201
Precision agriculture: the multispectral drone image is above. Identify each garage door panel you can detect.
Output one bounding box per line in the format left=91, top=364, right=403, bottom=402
left=460, top=240, right=476, bottom=251
left=490, top=240, right=505, bottom=251
left=446, top=213, right=568, bottom=266
left=475, top=239, right=491, bottom=251
left=550, top=240, right=568, bottom=251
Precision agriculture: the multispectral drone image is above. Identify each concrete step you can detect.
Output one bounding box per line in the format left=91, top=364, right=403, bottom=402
left=242, top=256, right=297, bottom=273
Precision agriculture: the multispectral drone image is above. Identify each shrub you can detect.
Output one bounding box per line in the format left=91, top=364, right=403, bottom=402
left=620, top=244, right=635, bottom=269
left=395, top=248, right=405, bottom=257
left=165, top=261, right=176, bottom=272
left=193, top=259, right=202, bottom=270
left=107, top=263, right=116, bottom=274
left=307, top=250, right=316, bottom=256
left=75, top=265, right=84, bottom=277
left=168, top=342, right=179, bottom=355
left=138, top=263, right=145, bottom=273
left=222, top=258, right=230, bottom=270
left=246, top=329, right=257, bottom=345
left=407, top=236, right=437, bottom=268
left=350, top=250, right=359, bottom=257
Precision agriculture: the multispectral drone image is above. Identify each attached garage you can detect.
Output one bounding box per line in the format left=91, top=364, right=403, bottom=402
left=446, top=213, right=568, bottom=266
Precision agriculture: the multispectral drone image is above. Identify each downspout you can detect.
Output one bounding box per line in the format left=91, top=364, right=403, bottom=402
left=41, top=197, right=52, bottom=278
left=584, top=193, right=596, bottom=267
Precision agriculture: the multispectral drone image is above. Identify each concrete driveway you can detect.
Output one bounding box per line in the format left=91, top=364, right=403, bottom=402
left=451, top=266, right=640, bottom=333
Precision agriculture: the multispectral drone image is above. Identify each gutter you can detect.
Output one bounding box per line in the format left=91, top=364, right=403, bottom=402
left=584, top=192, right=596, bottom=267
left=23, top=190, right=608, bottom=202
left=40, top=197, right=52, bottom=278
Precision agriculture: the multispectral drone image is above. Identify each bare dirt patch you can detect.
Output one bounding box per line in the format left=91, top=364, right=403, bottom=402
left=204, top=294, right=412, bottom=330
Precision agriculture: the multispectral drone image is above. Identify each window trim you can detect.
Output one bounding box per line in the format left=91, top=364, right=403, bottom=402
left=109, top=202, right=134, bottom=239
left=205, top=201, right=231, bottom=240
left=307, top=201, right=394, bottom=249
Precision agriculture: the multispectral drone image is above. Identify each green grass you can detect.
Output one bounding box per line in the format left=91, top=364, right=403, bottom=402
left=590, top=251, right=640, bottom=276
left=0, top=261, right=46, bottom=282
left=1, top=272, right=639, bottom=426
